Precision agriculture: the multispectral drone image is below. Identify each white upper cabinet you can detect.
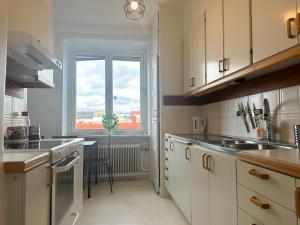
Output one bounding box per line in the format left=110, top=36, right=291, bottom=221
left=223, top=0, right=251, bottom=75
left=8, top=0, right=54, bottom=53
left=206, top=0, right=224, bottom=84
left=191, top=12, right=206, bottom=89
left=252, top=0, right=298, bottom=63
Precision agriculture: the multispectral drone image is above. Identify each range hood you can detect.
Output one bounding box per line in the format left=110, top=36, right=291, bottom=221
left=6, top=31, right=63, bottom=88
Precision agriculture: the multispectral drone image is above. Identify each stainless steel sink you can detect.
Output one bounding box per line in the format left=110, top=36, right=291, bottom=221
left=222, top=143, right=294, bottom=151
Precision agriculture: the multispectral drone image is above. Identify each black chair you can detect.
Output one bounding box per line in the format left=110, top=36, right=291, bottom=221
left=52, top=136, right=113, bottom=197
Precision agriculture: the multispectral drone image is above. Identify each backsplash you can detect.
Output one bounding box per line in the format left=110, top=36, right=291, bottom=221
left=4, top=92, right=27, bottom=138
left=199, top=85, right=300, bottom=143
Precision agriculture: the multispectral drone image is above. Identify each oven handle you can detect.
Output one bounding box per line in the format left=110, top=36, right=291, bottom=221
left=53, top=155, right=80, bottom=174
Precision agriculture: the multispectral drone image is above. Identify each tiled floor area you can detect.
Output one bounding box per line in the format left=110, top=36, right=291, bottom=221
left=77, top=180, right=188, bottom=225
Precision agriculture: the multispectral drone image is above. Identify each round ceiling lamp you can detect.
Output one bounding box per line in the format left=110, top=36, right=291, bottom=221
left=124, top=0, right=146, bottom=20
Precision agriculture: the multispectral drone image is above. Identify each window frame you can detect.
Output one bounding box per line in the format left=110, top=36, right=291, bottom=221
left=68, top=50, right=147, bottom=135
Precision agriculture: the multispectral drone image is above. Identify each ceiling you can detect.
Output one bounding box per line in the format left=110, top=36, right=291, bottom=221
left=53, top=0, right=183, bottom=27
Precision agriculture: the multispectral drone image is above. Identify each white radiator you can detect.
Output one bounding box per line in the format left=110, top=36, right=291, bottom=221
left=97, top=144, right=142, bottom=177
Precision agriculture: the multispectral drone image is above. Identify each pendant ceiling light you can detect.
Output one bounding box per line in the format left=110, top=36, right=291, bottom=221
left=124, top=0, right=146, bottom=20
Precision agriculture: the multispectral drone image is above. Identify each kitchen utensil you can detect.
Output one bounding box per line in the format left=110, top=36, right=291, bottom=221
left=294, top=125, right=300, bottom=147
left=6, top=126, right=28, bottom=140
left=247, top=101, right=256, bottom=129
left=253, top=103, right=261, bottom=127
left=238, top=102, right=250, bottom=133
left=29, top=125, right=41, bottom=140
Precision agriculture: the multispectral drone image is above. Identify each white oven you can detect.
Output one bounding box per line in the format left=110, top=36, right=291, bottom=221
left=51, top=152, right=80, bottom=225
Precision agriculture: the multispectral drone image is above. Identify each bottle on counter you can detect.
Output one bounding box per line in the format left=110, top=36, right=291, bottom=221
left=22, top=111, right=30, bottom=139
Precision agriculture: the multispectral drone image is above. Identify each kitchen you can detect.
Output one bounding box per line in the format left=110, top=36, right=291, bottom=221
left=1, top=0, right=300, bottom=225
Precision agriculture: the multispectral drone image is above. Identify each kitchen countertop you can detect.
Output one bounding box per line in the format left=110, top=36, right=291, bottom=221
left=237, top=149, right=300, bottom=178
left=3, top=152, right=51, bottom=173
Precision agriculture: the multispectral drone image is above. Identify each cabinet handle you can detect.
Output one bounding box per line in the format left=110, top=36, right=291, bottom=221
left=249, top=169, right=269, bottom=179
left=249, top=196, right=270, bottom=209
left=295, top=187, right=300, bottom=218
left=169, top=141, right=174, bottom=151
left=165, top=148, right=168, bottom=152
left=223, top=58, right=229, bottom=72
left=192, top=78, right=196, bottom=87
left=219, top=60, right=223, bottom=72
left=202, top=154, right=207, bottom=169
left=205, top=154, right=212, bottom=171
left=185, top=147, right=191, bottom=160
left=165, top=167, right=168, bottom=171
left=189, top=78, right=193, bottom=87
left=165, top=176, right=169, bottom=180
left=165, top=157, right=168, bottom=161
left=297, top=13, right=300, bottom=34
left=287, top=17, right=297, bottom=39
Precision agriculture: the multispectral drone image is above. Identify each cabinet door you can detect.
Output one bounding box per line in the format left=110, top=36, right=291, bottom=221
left=171, top=140, right=192, bottom=223
left=74, top=145, right=83, bottom=214
left=252, top=0, right=298, bottom=63
left=190, top=146, right=210, bottom=225
left=223, top=0, right=251, bottom=75
left=25, top=163, right=51, bottom=225
left=296, top=179, right=300, bottom=224
left=208, top=152, right=237, bottom=225
left=184, top=30, right=193, bottom=94
left=191, top=12, right=206, bottom=89
left=206, top=0, right=223, bottom=83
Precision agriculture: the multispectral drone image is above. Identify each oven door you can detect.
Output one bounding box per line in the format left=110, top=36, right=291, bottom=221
left=51, top=154, right=80, bottom=225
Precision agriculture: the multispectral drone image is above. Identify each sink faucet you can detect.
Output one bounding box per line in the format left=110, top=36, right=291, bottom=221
left=263, top=98, right=273, bottom=141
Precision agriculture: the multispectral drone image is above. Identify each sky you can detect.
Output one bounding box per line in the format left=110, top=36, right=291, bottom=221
left=76, top=59, right=141, bottom=114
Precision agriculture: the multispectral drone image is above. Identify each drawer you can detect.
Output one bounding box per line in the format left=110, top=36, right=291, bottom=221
left=238, top=184, right=297, bottom=225
left=237, top=160, right=296, bottom=210
left=238, top=208, right=263, bottom=225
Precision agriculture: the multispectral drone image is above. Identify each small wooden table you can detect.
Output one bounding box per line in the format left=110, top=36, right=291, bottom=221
left=82, top=141, right=97, bottom=198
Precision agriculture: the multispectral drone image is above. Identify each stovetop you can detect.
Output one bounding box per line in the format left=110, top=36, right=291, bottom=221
left=4, top=140, right=72, bottom=150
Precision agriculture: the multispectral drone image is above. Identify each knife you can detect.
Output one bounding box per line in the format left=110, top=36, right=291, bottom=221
left=253, top=103, right=260, bottom=127
left=247, top=101, right=256, bottom=129
left=238, top=102, right=250, bottom=133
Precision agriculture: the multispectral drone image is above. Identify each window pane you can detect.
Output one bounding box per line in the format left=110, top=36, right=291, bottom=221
left=76, top=58, right=105, bottom=130
left=113, top=60, right=141, bottom=129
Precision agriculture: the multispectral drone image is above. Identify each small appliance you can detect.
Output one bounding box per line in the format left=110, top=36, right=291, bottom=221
left=192, top=116, right=207, bottom=134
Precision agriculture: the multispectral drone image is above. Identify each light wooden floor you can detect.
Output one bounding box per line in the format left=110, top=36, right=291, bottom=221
left=77, top=180, right=188, bottom=225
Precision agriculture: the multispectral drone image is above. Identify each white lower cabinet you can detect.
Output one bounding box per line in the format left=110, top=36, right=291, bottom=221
left=238, top=208, right=263, bottom=225
left=237, top=161, right=298, bottom=225
left=169, top=140, right=192, bottom=223
left=6, top=163, right=51, bottom=225
left=165, top=136, right=237, bottom=225
left=238, top=184, right=297, bottom=225
left=190, top=146, right=210, bottom=225
left=208, top=150, right=237, bottom=225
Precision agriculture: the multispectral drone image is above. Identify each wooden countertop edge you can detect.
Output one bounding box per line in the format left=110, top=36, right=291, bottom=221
left=4, top=152, right=51, bottom=173
left=237, top=151, right=300, bottom=178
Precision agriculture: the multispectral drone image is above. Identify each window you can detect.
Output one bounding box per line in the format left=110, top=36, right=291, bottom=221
left=113, top=59, right=141, bottom=129
left=71, top=53, right=145, bottom=133
left=76, top=57, right=106, bottom=130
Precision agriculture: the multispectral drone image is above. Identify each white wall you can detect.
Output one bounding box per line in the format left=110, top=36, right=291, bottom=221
left=199, top=85, right=300, bottom=143
left=0, top=0, right=8, bottom=223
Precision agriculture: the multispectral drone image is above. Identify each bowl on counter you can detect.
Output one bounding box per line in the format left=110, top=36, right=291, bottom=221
left=6, top=126, right=28, bottom=141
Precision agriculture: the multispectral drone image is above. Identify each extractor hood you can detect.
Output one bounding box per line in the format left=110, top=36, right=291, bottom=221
left=6, top=31, right=63, bottom=88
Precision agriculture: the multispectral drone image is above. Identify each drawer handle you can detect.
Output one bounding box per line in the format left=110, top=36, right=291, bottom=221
left=165, top=176, right=169, bottom=180
left=185, top=147, right=191, bottom=160
left=295, top=187, right=300, bottom=218
left=249, top=196, right=270, bottom=209
left=249, top=169, right=269, bottom=179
